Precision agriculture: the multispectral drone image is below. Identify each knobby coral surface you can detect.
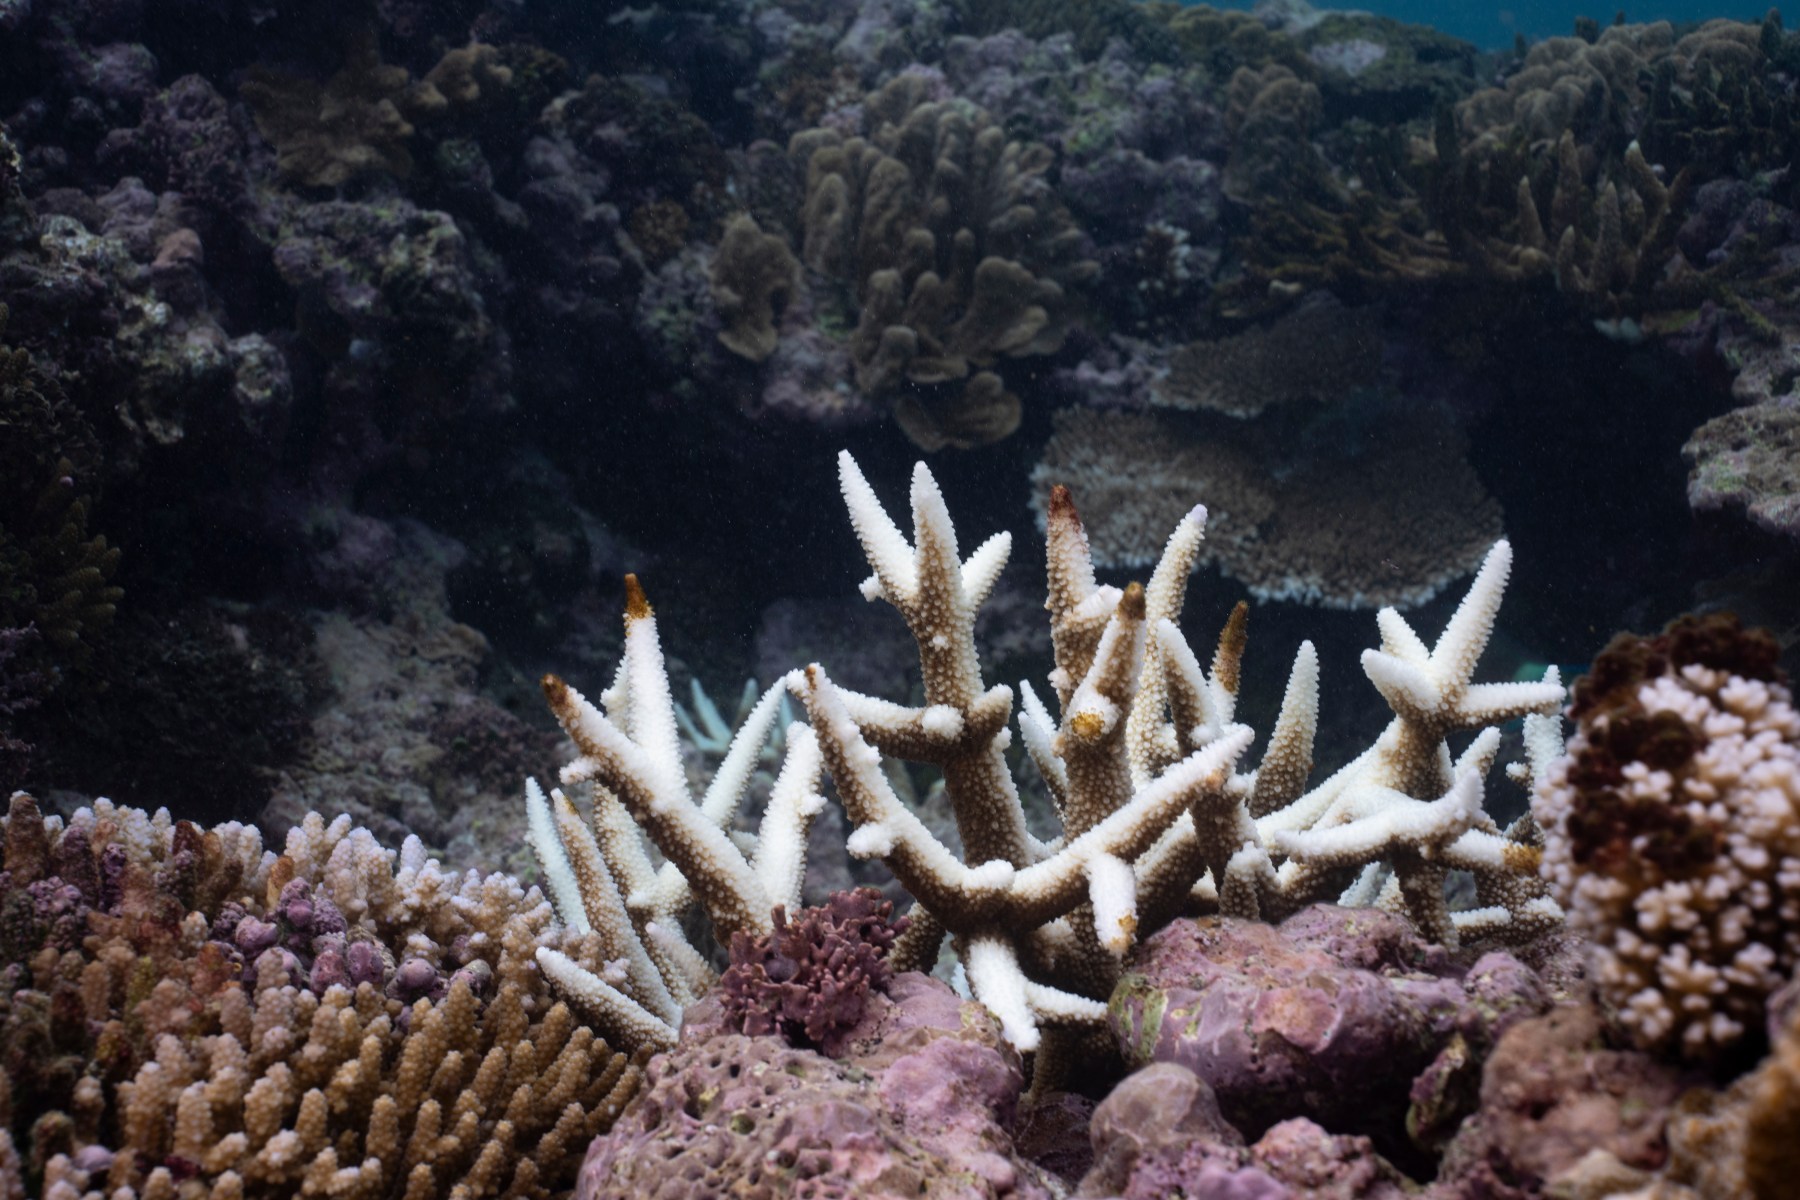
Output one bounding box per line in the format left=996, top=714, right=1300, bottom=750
left=0, top=792, right=641, bottom=1199
left=1535, top=613, right=1800, bottom=1061
left=719, top=887, right=909, bottom=1057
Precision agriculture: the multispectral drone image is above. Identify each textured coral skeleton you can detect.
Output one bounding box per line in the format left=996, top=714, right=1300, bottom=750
left=526, top=450, right=1567, bottom=1070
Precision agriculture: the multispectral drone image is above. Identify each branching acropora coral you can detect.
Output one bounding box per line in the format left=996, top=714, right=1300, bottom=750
left=528, top=452, right=1561, bottom=1079
left=528, top=574, right=827, bottom=1055
left=797, top=451, right=1562, bottom=1067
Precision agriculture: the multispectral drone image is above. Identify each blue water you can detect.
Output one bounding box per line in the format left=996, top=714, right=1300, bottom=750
left=1213, top=1, right=1775, bottom=47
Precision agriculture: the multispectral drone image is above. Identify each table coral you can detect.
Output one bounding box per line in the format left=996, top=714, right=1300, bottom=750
left=1152, top=300, right=1382, bottom=418
left=1029, top=405, right=1504, bottom=609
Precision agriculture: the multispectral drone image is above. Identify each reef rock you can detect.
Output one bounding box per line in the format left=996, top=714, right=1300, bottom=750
left=1108, top=904, right=1563, bottom=1164
left=1076, top=1061, right=1412, bottom=1200
left=577, top=972, right=1059, bottom=1199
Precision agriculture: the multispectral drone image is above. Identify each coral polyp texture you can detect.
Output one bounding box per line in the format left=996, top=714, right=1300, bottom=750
left=1535, top=613, right=1800, bottom=1061
left=718, top=887, right=910, bottom=1057
left=0, top=792, right=642, bottom=1199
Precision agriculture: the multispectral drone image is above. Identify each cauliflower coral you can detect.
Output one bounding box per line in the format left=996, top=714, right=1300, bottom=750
left=1535, top=613, right=1800, bottom=1061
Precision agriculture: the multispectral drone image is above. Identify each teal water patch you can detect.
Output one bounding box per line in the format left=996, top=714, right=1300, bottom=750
left=1199, top=1, right=1771, bottom=49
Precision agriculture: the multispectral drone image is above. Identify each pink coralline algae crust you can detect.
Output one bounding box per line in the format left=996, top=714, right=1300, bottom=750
left=1077, top=1061, right=1411, bottom=1200
left=578, top=972, right=1059, bottom=1200
left=718, top=887, right=909, bottom=1057
left=1428, top=1001, right=1696, bottom=1199
left=1107, top=905, right=1562, bottom=1165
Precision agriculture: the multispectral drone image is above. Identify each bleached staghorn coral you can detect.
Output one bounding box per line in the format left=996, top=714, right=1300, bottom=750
left=796, top=451, right=1564, bottom=1062
left=1535, top=615, right=1800, bottom=1061
left=530, top=575, right=828, bottom=1055
left=0, top=794, right=642, bottom=1200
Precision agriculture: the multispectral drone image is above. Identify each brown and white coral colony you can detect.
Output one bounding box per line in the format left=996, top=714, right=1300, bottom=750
left=528, top=450, right=1566, bottom=1080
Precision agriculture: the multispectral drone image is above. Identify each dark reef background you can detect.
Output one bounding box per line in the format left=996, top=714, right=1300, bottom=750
left=1, top=0, right=1797, bottom=879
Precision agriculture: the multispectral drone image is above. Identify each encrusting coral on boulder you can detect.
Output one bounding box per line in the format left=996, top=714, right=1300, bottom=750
left=0, top=792, right=644, bottom=1199
left=574, top=971, right=1061, bottom=1200
left=1108, top=903, right=1567, bottom=1167
left=1077, top=1059, right=1416, bottom=1200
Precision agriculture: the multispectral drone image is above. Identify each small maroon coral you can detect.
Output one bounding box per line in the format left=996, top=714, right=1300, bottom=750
left=720, top=887, right=910, bottom=1057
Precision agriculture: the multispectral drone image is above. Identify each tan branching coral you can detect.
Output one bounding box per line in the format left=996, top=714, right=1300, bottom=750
left=0, top=793, right=641, bottom=1199
left=241, top=31, right=430, bottom=187
left=1436, top=125, right=1691, bottom=315
left=1152, top=302, right=1382, bottom=418
left=1431, top=18, right=1800, bottom=318
left=778, top=75, right=1097, bottom=449
left=1030, top=406, right=1503, bottom=609
left=418, top=43, right=514, bottom=116
left=709, top=215, right=799, bottom=364
left=1458, top=21, right=1765, bottom=160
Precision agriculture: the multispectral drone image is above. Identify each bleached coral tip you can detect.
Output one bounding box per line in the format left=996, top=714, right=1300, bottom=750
left=847, top=823, right=895, bottom=858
